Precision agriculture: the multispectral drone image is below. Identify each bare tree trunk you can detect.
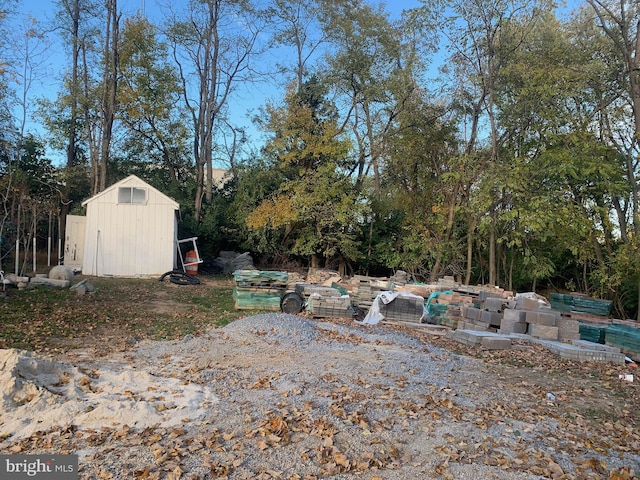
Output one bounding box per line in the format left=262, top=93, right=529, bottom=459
left=465, top=218, right=477, bottom=285
left=489, top=218, right=496, bottom=286
left=99, top=0, right=119, bottom=191
left=169, top=0, right=260, bottom=221
left=60, top=0, right=81, bottom=251
left=465, top=231, right=473, bottom=285
left=82, top=41, right=101, bottom=195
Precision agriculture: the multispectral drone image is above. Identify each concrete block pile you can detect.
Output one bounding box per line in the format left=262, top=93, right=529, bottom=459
left=445, top=289, right=632, bottom=364
left=1, top=266, right=95, bottom=295
left=344, top=275, right=392, bottom=311
left=308, top=294, right=352, bottom=318
left=448, top=328, right=627, bottom=364
left=456, top=294, right=582, bottom=343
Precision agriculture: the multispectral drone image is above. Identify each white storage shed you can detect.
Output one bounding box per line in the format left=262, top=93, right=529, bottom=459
left=81, top=175, right=179, bottom=277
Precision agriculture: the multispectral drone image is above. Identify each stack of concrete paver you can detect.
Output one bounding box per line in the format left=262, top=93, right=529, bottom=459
left=538, top=339, right=625, bottom=363
left=295, top=283, right=348, bottom=318
left=346, top=275, right=391, bottom=313
left=427, top=291, right=476, bottom=328
left=394, top=283, right=433, bottom=298
left=379, top=294, right=426, bottom=323
left=232, top=270, right=288, bottom=311
left=389, top=270, right=412, bottom=286
left=450, top=330, right=513, bottom=351
left=286, top=272, right=306, bottom=291
left=605, top=321, right=640, bottom=362
left=550, top=292, right=612, bottom=318
left=295, top=284, right=343, bottom=297
left=308, top=294, right=353, bottom=318
left=305, top=268, right=342, bottom=285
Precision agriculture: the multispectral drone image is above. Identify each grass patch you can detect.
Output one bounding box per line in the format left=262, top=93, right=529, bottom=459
left=0, top=275, right=255, bottom=354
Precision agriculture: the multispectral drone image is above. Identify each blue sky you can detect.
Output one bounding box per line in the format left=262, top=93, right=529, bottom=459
left=13, top=0, right=582, bottom=165
left=13, top=0, right=423, bottom=165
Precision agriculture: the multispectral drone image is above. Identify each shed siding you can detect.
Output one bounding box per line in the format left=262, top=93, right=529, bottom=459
left=82, top=176, right=178, bottom=277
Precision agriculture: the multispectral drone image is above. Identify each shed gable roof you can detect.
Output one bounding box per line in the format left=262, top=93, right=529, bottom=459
left=81, top=175, right=179, bottom=209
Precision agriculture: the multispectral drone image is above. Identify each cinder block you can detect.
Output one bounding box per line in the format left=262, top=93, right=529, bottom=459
left=479, top=290, right=502, bottom=302
left=539, top=305, right=560, bottom=315
left=456, top=320, right=469, bottom=330
left=465, top=307, right=482, bottom=321
left=569, top=350, right=625, bottom=364
left=556, top=317, right=579, bottom=332
left=503, top=309, right=526, bottom=322
left=481, top=336, right=512, bottom=350
left=529, top=324, right=559, bottom=340
left=526, top=311, right=556, bottom=326
left=499, top=318, right=528, bottom=334
left=505, top=299, right=517, bottom=310
left=484, top=297, right=504, bottom=312
left=559, top=331, right=580, bottom=341
left=481, top=310, right=503, bottom=327
left=452, top=330, right=483, bottom=345
left=464, top=322, right=490, bottom=332
left=517, top=297, right=540, bottom=311
left=570, top=340, right=621, bottom=353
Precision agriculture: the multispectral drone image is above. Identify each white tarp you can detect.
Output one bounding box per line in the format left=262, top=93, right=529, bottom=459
left=357, top=291, right=427, bottom=325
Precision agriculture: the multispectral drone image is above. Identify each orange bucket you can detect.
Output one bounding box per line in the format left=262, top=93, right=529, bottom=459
left=185, top=250, right=198, bottom=275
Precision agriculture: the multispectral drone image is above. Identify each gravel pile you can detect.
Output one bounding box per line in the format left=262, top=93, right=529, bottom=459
left=97, top=313, right=541, bottom=479
left=4, top=313, right=637, bottom=479
left=223, top=313, right=321, bottom=345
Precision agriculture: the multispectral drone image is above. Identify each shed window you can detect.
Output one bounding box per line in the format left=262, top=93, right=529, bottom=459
left=118, top=187, right=147, bottom=204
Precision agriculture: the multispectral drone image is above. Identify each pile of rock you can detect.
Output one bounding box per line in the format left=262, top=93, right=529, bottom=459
left=1, top=266, right=95, bottom=295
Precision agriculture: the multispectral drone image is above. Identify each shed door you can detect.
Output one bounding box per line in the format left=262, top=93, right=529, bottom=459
left=64, top=215, right=86, bottom=269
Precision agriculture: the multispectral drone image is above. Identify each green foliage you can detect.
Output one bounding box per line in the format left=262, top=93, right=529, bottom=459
left=118, top=15, right=190, bottom=186
left=246, top=78, right=362, bottom=266
left=377, top=87, right=467, bottom=279
left=222, top=158, right=289, bottom=255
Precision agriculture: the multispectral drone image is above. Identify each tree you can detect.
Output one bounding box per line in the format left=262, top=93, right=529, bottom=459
left=96, top=0, right=119, bottom=193
left=0, top=0, right=19, bottom=270
left=73, top=0, right=119, bottom=195
left=267, top=0, right=325, bottom=91
left=319, top=0, right=432, bottom=273
left=419, top=0, right=554, bottom=285
left=166, top=0, right=266, bottom=222
left=382, top=89, right=464, bottom=281
left=118, top=15, right=189, bottom=187
left=0, top=135, right=60, bottom=274
left=51, top=0, right=98, bottom=247
left=4, top=15, right=51, bottom=167
left=582, top=0, right=640, bottom=319
left=247, top=78, right=362, bottom=270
